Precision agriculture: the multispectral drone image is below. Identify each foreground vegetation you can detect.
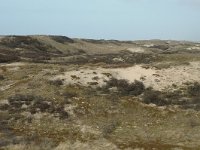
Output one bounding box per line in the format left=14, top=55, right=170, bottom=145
left=0, top=36, right=200, bottom=149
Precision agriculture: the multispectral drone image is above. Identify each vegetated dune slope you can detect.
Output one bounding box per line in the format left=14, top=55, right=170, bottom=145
left=1, top=35, right=200, bottom=150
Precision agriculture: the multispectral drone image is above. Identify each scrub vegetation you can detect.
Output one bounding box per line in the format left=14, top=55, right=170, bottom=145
left=1, top=36, right=200, bottom=149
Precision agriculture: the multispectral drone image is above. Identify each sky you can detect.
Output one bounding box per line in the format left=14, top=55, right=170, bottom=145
left=0, top=0, right=200, bottom=41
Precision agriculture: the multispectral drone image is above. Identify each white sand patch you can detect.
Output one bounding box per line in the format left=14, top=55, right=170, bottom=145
left=0, top=99, right=9, bottom=105
left=54, top=62, right=200, bottom=91
left=112, top=57, right=124, bottom=62
left=111, top=65, right=155, bottom=82
left=0, top=62, right=26, bottom=67
left=54, top=68, right=111, bottom=87
left=144, top=44, right=154, bottom=48
left=127, top=47, right=145, bottom=53
left=111, top=62, right=200, bottom=90
left=0, top=62, right=26, bottom=72
left=150, top=62, right=200, bottom=90
left=53, top=66, right=155, bottom=88
left=187, top=46, right=200, bottom=50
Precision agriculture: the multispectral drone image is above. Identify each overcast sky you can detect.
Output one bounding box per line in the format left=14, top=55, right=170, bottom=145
left=0, top=0, right=200, bottom=41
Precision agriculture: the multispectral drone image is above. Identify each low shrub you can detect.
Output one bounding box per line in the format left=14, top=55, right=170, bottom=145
left=0, top=75, right=5, bottom=80
left=150, top=44, right=169, bottom=50
left=142, top=89, right=170, bottom=106
left=191, top=97, right=200, bottom=104
left=50, top=36, right=74, bottom=44
left=1, top=36, right=52, bottom=50
left=88, top=82, right=99, bottom=86
left=6, top=94, right=69, bottom=119
left=188, top=82, right=200, bottom=96
left=0, top=49, right=20, bottom=63
left=127, top=80, right=145, bottom=96
left=49, top=79, right=64, bottom=86
left=63, top=90, right=77, bottom=99
left=102, top=121, right=120, bottom=137
left=106, top=78, right=145, bottom=96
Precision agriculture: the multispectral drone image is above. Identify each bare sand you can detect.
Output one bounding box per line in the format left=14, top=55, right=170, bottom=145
left=126, top=47, right=145, bottom=53
left=54, top=62, right=200, bottom=91
left=0, top=62, right=26, bottom=67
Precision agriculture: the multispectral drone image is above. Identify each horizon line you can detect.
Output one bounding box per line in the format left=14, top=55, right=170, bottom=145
left=0, top=34, right=199, bottom=43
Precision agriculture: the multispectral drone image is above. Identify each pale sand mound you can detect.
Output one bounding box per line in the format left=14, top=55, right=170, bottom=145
left=54, top=69, right=111, bottom=87
left=0, top=62, right=26, bottom=72
left=187, top=46, right=200, bottom=50
left=54, top=62, right=200, bottom=91
left=127, top=47, right=145, bottom=53
left=0, top=62, right=26, bottom=67
left=54, top=65, right=155, bottom=87
left=112, top=62, right=200, bottom=90
left=143, top=44, right=154, bottom=48
left=111, top=65, right=155, bottom=82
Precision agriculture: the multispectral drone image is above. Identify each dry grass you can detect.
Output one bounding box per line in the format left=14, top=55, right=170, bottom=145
left=1, top=37, right=200, bottom=149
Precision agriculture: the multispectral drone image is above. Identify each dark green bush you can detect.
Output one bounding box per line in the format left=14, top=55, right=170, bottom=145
left=102, top=121, right=120, bottom=137
left=191, top=97, right=200, bottom=104
left=106, top=78, right=120, bottom=87
left=0, top=49, right=20, bottom=63
left=0, top=75, right=5, bottom=80
left=142, top=89, right=169, bottom=106
left=1, top=36, right=52, bottom=51
left=106, top=78, right=145, bottom=96
left=6, top=94, right=69, bottom=119
left=0, top=36, right=64, bottom=63
left=188, top=82, right=200, bottom=96
left=0, top=104, right=9, bottom=110
left=50, top=36, right=74, bottom=43
left=8, top=94, right=38, bottom=103
left=150, top=45, right=169, bottom=50
left=49, top=79, right=64, bottom=86
left=127, top=80, right=145, bottom=96
left=63, top=91, right=77, bottom=99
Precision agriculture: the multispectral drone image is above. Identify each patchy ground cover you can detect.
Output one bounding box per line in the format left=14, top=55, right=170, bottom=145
left=0, top=36, right=200, bottom=149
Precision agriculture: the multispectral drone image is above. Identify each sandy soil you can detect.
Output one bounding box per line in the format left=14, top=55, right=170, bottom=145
left=54, top=62, right=200, bottom=91
left=54, top=68, right=111, bottom=87
left=143, top=44, right=154, bottom=47
left=187, top=46, right=200, bottom=50
left=126, top=47, right=145, bottom=53
left=0, top=62, right=26, bottom=73
left=0, top=62, right=26, bottom=67
left=112, top=62, right=200, bottom=90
